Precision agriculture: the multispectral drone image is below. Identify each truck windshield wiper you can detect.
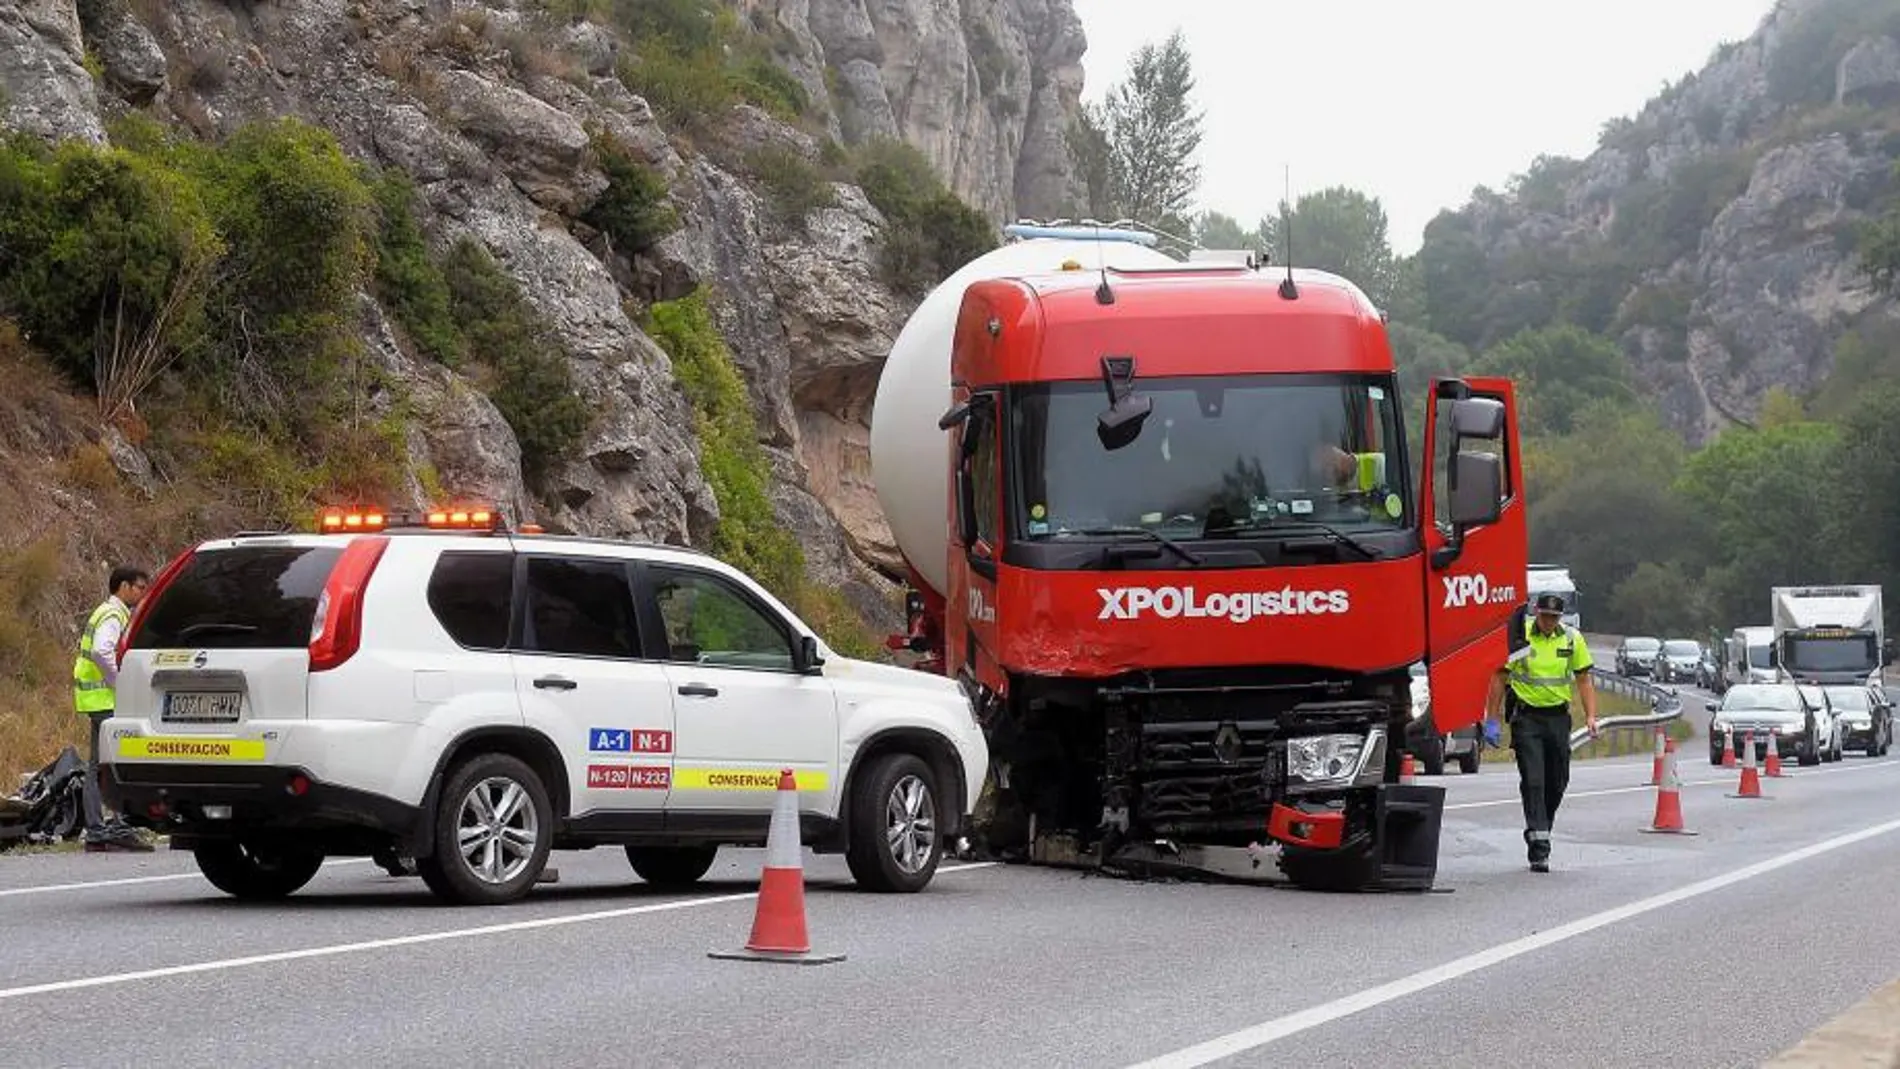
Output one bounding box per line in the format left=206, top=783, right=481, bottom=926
left=1056, top=525, right=1205, bottom=565
left=1258, top=519, right=1380, bottom=561
left=177, top=622, right=260, bottom=640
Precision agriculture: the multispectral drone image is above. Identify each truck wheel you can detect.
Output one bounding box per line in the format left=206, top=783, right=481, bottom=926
left=1279, top=841, right=1378, bottom=892
left=845, top=752, right=941, bottom=893
left=415, top=752, right=552, bottom=906
left=626, top=845, right=718, bottom=887
left=193, top=841, right=324, bottom=900
left=1457, top=746, right=1481, bottom=775
left=1417, top=734, right=1446, bottom=777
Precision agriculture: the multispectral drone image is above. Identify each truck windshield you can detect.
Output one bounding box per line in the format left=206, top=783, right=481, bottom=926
left=1783, top=635, right=1877, bottom=674
left=1011, top=373, right=1407, bottom=539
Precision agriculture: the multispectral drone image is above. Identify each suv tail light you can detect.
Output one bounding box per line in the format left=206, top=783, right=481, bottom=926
left=308, top=536, right=390, bottom=672
left=118, top=546, right=197, bottom=664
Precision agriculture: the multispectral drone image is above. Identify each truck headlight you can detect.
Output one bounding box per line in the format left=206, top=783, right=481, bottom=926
left=1287, top=730, right=1380, bottom=791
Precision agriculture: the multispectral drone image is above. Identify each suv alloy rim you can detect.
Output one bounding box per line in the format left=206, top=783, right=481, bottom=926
left=458, top=776, right=540, bottom=884
left=886, top=774, right=936, bottom=874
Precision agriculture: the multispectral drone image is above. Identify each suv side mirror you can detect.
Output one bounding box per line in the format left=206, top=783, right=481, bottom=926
left=795, top=634, right=825, bottom=674
left=1704, top=700, right=1718, bottom=713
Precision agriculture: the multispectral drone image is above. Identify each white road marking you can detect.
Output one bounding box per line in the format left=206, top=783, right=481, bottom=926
left=1444, top=757, right=1898, bottom=811
left=0, top=859, right=372, bottom=899
left=1123, top=817, right=1900, bottom=1069
left=0, top=861, right=999, bottom=1000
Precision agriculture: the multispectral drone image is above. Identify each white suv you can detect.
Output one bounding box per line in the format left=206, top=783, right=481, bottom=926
left=100, top=506, right=989, bottom=905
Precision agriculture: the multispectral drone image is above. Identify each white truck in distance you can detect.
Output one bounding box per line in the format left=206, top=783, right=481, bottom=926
left=1771, top=585, right=1887, bottom=687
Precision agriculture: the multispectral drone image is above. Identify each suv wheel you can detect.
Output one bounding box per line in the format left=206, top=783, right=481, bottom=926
left=626, top=845, right=718, bottom=887
left=416, top=753, right=552, bottom=906
left=845, top=753, right=942, bottom=893
left=193, top=841, right=325, bottom=900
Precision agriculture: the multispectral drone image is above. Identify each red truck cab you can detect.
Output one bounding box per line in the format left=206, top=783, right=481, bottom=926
left=922, top=257, right=1526, bottom=889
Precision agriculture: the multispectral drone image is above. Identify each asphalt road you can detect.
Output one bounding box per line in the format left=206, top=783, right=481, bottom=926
left=5, top=743, right=1898, bottom=1069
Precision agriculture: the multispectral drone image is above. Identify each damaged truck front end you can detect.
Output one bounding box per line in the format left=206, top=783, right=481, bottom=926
left=973, top=664, right=1445, bottom=891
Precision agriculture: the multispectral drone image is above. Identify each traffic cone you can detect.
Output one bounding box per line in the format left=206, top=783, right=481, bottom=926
left=1729, top=730, right=1766, bottom=799
left=709, top=769, right=845, bottom=966
left=1400, top=752, right=1416, bottom=784
left=1764, top=728, right=1785, bottom=778
left=1640, top=737, right=1697, bottom=835
left=1722, top=725, right=1736, bottom=768
left=1649, top=726, right=1666, bottom=786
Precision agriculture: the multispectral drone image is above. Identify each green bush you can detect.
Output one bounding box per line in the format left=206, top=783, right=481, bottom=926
left=851, top=139, right=995, bottom=295
left=616, top=49, right=734, bottom=131
left=605, top=0, right=812, bottom=132
left=442, top=239, right=590, bottom=477
left=0, top=133, right=222, bottom=406
left=746, top=145, right=833, bottom=224
left=645, top=289, right=800, bottom=596
left=582, top=131, right=678, bottom=256
left=371, top=172, right=461, bottom=364
left=644, top=288, right=879, bottom=654
left=730, top=56, right=808, bottom=120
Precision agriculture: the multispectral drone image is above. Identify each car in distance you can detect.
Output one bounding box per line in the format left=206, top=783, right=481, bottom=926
left=100, top=504, right=991, bottom=905
left=1821, top=684, right=1893, bottom=756
left=1704, top=682, right=1839, bottom=767
left=1654, top=639, right=1702, bottom=684
left=1616, top=636, right=1662, bottom=677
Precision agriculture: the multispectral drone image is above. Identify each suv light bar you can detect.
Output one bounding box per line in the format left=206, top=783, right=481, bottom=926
left=317, top=504, right=507, bottom=533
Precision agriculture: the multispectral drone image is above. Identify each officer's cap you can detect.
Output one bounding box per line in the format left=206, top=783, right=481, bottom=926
left=1533, top=593, right=1565, bottom=615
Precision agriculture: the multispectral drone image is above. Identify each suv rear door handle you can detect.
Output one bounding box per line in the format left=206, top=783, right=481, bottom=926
left=534, top=675, right=577, bottom=691
left=677, top=683, right=718, bottom=698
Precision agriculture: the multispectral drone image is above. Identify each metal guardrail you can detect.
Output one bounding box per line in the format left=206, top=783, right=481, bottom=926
left=1567, top=669, right=1686, bottom=753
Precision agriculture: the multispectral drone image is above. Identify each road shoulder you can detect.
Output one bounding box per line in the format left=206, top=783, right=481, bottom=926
left=1763, top=977, right=1900, bottom=1068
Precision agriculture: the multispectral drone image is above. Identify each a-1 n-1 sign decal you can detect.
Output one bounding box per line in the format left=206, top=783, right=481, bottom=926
left=588, top=728, right=673, bottom=754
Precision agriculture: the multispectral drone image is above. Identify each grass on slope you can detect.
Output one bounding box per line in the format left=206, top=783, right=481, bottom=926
left=1479, top=690, right=1693, bottom=764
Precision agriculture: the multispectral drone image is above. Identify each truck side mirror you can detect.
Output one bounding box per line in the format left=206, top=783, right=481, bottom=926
left=1449, top=396, right=1505, bottom=439
left=1448, top=452, right=1502, bottom=527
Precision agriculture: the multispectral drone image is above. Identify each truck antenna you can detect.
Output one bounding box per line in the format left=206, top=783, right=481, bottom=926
left=1279, top=164, right=1298, bottom=300
left=1093, top=219, right=1115, bottom=305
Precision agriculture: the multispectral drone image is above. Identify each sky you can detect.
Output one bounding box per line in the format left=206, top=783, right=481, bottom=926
left=1070, top=0, right=1782, bottom=254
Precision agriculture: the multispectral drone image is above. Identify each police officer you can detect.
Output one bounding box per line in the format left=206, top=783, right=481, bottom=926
left=1486, top=592, right=1597, bottom=873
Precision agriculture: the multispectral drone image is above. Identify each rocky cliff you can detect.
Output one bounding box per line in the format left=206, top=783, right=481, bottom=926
left=0, top=0, right=1089, bottom=638
left=1417, top=0, right=1900, bottom=443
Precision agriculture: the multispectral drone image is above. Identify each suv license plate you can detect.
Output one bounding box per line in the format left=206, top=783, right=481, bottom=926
left=163, top=691, right=243, bottom=723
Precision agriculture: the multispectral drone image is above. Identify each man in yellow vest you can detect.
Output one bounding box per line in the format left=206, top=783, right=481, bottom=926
left=73, top=564, right=154, bottom=852
left=1486, top=592, right=1598, bottom=873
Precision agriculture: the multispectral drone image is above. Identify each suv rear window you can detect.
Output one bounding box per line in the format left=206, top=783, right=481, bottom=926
left=133, top=545, right=342, bottom=649
left=428, top=550, right=515, bottom=650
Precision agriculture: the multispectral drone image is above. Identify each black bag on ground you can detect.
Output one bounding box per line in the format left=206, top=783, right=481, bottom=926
left=0, top=746, right=86, bottom=851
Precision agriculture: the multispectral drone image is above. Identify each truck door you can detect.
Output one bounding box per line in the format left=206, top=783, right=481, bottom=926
left=1419, top=377, right=1528, bottom=736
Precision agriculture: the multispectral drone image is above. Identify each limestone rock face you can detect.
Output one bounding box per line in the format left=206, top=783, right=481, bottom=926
left=0, top=0, right=1095, bottom=643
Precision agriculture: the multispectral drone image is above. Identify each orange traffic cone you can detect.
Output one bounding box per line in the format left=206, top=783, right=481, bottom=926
left=1721, top=725, right=1737, bottom=768
left=709, top=769, right=845, bottom=966
left=1640, top=737, right=1696, bottom=835
left=1764, top=728, right=1785, bottom=778
left=1400, top=752, right=1416, bottom=784
left=1729, top=730, right=1765, bottom=799
left=1648, top=726, right=1666, bottom=786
